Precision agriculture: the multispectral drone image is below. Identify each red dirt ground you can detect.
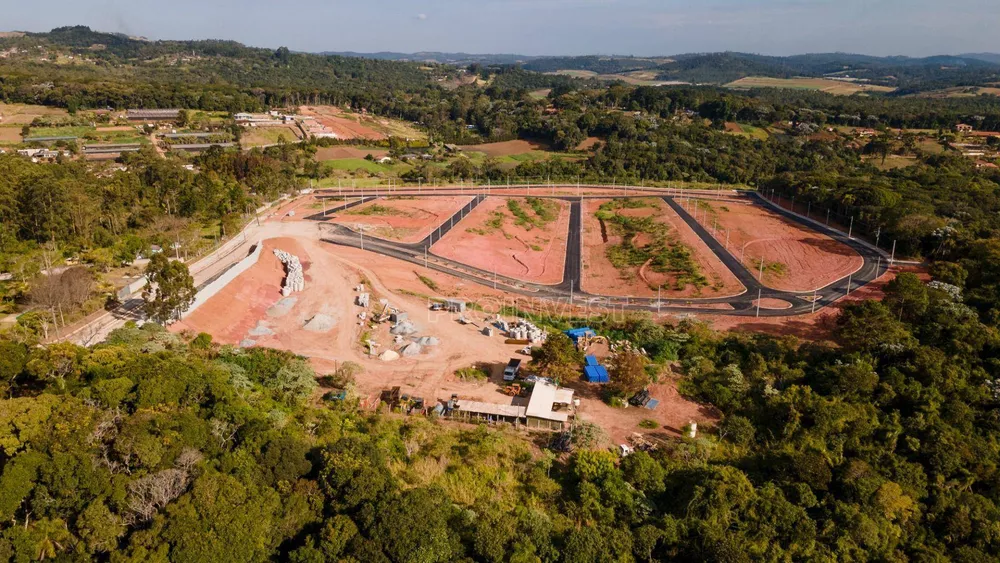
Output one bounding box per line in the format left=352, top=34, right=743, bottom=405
left=314, top=146, right=389, bottom=160
left=693, top=200, right=863, bottom=292
left=576, top=136, right=602, bottom=150
left=331, top=196, right=474, bottom=243
left=580, top=198, right=745, bottom=298
left=431, top=197, right=570, bottom=285
left=299, top=106, right=386, bottom=140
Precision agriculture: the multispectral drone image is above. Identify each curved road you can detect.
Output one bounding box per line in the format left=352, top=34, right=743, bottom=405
left=318, top=189, right=889, bottom=317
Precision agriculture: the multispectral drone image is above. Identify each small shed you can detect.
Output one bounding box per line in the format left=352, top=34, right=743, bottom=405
left=583, top=355, right=609, bottom=383
left=444, top=299, right=466, bottom=313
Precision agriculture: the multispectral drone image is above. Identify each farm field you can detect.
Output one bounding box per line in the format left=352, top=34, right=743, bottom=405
left=691, top=200, right=863, bottom=292
left=725, top=76, right=896, bottom=95
left=331, top=195, right=474, bottom=243
left=431, top=196, right=570, bottom=285
left=0, top=102, right=69, bottom=124
left=580, top=198, right=744, bottom=298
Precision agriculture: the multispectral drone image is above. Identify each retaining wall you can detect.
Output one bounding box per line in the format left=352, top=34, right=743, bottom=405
left=182, top=240, right=263, bottom=318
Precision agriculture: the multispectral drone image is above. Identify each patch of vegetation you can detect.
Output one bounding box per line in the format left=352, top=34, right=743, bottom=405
left=638, top=418, right=660, bottom=429
left=507, top=198, right=558, bottom=230
left=454, top=363, right=490, bottom=381
left=415, top=272, right=440, bottom=291
left=602, top=213, right=709, bottom=291
left=467, top=210, right=506, bottom=235
left=349, top=203, right=408, bottom=217
left=752, top=258, right=789, bottom=278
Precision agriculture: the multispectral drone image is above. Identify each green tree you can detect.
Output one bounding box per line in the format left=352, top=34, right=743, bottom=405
left=142, top=253, right=196, bottom=323
left=530, top=333, right=582, bottom=384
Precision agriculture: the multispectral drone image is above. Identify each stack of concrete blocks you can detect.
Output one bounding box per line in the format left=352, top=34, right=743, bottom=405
left=273, top=249, right=304, bottom=296
left=508, top=318, right=548, bottom=344
left=356, top=293, right=370, bottom=307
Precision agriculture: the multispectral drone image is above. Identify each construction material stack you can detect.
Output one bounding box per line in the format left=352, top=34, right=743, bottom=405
left=273, top=249, right=304, bottom=296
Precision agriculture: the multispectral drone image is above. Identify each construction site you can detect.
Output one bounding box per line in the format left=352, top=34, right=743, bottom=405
left=163, top=183, right=892, bottom=443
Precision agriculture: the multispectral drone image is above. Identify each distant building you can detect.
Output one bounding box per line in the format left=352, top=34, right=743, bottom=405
left=956, top=123, right=974, bottom=133
left=127, top=109, right=180, bottom=121
left=855, top=128, right=878, bottom=137
left=377, top=156, right=393, bottom=164
left=976, top=160, right=999, bottom=170
left=22, top=135, right=78, bottom=145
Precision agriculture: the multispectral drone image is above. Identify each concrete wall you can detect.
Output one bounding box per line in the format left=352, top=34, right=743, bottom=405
left=182, top=240, right=263, bottom=318
left=117, top=278, right=149, bottom=301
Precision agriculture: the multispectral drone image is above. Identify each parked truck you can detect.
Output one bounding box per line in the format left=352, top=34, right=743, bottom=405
left=502, top=358, right=522, bottom=382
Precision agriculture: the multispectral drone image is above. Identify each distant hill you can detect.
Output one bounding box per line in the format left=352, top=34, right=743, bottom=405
left=319, top=51, right=536, bottom=65
left=961, top=53, right=1000, bottom=65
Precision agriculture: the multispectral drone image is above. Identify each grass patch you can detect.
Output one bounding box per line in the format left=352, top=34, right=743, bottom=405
left=455, top=363, right=491, bottom=382
left=752, top=259, right=788, bottom=278
left=349, top=204, right=408, bottom=217
left=507, top=197, right=557, bottom=230
left=468, top=210, right=505, bottom=235
left=415, top=272, right=440, bottom=292
left=638, top=419, right=659, bottom=429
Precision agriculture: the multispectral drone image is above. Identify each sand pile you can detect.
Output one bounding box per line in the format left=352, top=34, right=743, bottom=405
left=304, top=314, right=336, bottom=332
left=379, top=350, right=400, bottom=362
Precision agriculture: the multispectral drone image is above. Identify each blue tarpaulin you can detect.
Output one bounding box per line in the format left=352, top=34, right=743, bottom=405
left=584, top=365, right=610, bottom=383
left=585, top=355, right=599, bottom=366
left=564, top=327, right=596, bottom=344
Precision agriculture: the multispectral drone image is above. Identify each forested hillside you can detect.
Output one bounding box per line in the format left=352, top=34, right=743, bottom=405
left=3, top=272, right=1000, bottom=561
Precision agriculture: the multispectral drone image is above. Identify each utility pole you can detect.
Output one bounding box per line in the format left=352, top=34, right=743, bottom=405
left=811, top=290, right=818, bottom=314
left=846, top=273, right=852, bottom=295
left=758, top=255, right=765, bottom=281
left=848, top=216, right=854, bottom=239
left=756, top=288, right=762, bottom=318
left=890, top=240, right=896, bottom=267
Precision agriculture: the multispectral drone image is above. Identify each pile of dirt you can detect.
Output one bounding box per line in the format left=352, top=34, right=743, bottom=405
left=303, top=314, right=337, bottom=332
left=379, top=350, right=400, bottom=362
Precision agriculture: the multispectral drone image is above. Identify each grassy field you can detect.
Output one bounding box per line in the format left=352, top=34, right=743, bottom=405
left=321, top=158, right=413, bottom=175
left=725, top=76, right=896, bottom=95
left=864, top=155, right=919, bottom=170
left=241, top=126, right=301, bottom=147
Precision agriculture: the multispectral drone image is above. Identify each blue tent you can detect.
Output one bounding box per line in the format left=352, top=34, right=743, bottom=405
left=584, top=364, right=610, bottom=383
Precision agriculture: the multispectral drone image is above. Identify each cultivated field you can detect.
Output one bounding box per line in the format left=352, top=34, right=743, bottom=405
left=431, top=197, right=570, bottom=285
left=581, top=198, right=744, bottom=298
left=458, top=139, right=550, bottom=157
left=331, top=196, right=474, bottom=243
left=725, top=76, right=896, bottom=95
left=691, top=200, right=863, bottom=292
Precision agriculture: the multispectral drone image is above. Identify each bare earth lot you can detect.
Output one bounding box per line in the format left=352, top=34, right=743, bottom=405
left=431, top=197, right=570, bottom=285
left=331, top=196, right=474, bottom=243
left=725, top=76, right=896, bottom=95
left=693, top=200, right=863, bottom=292
left=581, top=198, right=744, bottom=298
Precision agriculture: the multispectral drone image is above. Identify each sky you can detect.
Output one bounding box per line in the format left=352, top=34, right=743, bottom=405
left=4, top=0, right=999, bottom=57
